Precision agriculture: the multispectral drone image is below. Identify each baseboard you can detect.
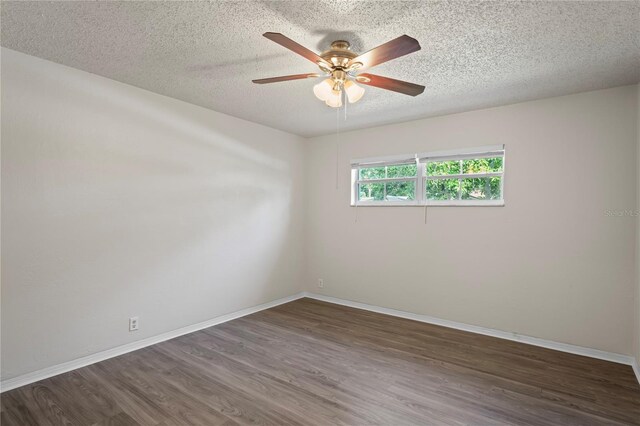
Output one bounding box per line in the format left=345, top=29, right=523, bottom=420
left=4, top=291, right=638, bottom=392
left=0, top=292, right=306, bottom=393
left=633, top=358, right=640, bottom=386
left=303, top=292, right=637, bottom=371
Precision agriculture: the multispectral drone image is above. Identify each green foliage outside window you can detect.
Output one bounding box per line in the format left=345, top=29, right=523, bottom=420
left=427, top=157, right=502, bottom=176
left=359, top=183, right=384, bottom=201
left=426, top=179, right=459, bottom=200
left=359, top=180, right=416, bottom=201
left=359, top=164, right=416, bottom=180
left=386, top=181, right=416, bottom=200
left=359, top=166, right=385, bottom=180
left=463, top=157, right=503, bottom=174
left=427, top=160, right=460, bottom=176
left=357, top=156, right=503, bottom=202
left=387, top=164, right=417, bottom=178
left=426, top=157, right=503, bottom=200
left=359, top=164, right=416, bottom=201
left=461, top=177, right=502, bottom=200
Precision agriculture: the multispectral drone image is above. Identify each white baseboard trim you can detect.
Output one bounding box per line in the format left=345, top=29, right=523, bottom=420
left=303, top=292, right=638, bottom=371
left=0, top=292, right=306, bottom=393
left=3, top=291, right=638, bottom=392
left=632, top=358, right=640, bottom=386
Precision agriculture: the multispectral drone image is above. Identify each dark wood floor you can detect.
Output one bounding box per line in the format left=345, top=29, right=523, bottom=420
left=2, top=298, right=639, bottom=425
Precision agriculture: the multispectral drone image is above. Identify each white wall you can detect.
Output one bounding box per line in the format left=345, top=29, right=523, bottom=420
left=636, top=83, right=640, bottom=366
left=305, top=85, right=638, bottom=356
left=0, top=48, right=306, bottom=380
left=2, top=46, right=638, bottom=383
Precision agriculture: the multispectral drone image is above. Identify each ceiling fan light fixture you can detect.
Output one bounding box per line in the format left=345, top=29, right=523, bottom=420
left=344, top=80, right=365, bottom=103
left=313, top=78, right=333, bottom=101
left=325, top=89, right=343, bottom=108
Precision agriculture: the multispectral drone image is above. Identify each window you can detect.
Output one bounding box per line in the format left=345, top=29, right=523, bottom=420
left=351, top=146, right=505, bottom=206
left=355, top=161, right=418, bottom=204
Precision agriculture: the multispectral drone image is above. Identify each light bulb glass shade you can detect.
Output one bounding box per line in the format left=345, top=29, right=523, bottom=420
left=344, top=80, right=365, bottom=103
left=325, top=89, right=343, bottom=108
left=313, top=79, right=333, bottom=101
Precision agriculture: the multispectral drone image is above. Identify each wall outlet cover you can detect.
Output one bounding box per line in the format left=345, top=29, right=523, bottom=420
left=129, top=317, right=139, bottom=332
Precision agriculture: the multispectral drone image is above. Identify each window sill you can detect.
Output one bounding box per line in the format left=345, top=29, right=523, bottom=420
left=350, top=200, right=505, bottom=207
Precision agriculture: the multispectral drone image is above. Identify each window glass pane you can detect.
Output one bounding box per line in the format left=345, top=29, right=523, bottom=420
left=461, top=177, right=502, bottom=200
left=385, top=181, right=415, bottom=201
left=427, top=160, right=461, bottom=176
left=462, top=157, right=503, bottom=174
left=386, top=164, right=417, bottom=178
left=359, top=166, right=385, bottom=180
left=359, top=183, right=384, bottom=201
left=426, top=178, right=459, bottom=200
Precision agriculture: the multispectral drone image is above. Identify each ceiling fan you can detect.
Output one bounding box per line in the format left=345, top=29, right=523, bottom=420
left=252, top=32, right=425, bottom=108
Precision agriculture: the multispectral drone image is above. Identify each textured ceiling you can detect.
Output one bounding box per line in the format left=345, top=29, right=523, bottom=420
left=2, top=1, right=639, bottom=137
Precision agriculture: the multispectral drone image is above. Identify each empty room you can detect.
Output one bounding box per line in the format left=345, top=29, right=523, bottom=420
left=1, top=1, right=640, bottom=425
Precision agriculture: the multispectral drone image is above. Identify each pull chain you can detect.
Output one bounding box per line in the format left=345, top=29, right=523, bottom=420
left=335, top=90, right=347, bottom=190
left=335, top=102, right=340, bottom=189
left=344, top=89, right=347, bottom=120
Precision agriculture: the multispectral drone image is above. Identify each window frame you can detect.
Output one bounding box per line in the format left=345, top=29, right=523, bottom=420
left=351, top=159, right=420, bottom=206
left=351, top=145, right=505, bottom=207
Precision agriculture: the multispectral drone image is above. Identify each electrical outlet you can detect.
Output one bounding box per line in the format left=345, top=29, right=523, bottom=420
left=318, top=279, right=324, bottom=288
left=129, top=316, right=139, bottom=332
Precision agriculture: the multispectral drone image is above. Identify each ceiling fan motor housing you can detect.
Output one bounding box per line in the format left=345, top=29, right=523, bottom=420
left=318, top=40, right=363, bottom=90
left=320, top=40, right=357, bottom=69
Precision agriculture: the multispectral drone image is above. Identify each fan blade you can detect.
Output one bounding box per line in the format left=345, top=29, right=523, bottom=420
left=357, top=73, right=424, bottom=96
left=263, top=32, right=329, bottom=66
left=350, top=35, right=420, bottom=70
left=252, top=73, right=319, bottom=84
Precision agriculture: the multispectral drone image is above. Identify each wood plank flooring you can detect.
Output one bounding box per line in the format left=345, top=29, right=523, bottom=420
left=2, top=298, right=639, bottom=425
